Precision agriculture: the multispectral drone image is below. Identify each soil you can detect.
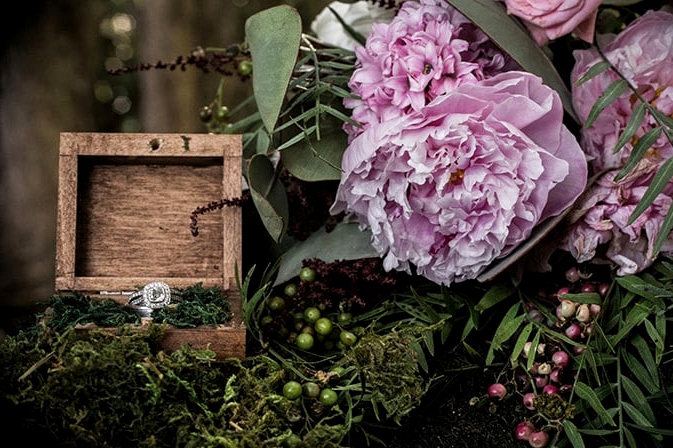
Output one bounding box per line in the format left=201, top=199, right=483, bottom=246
left=350, top=344, right=527, bottom=448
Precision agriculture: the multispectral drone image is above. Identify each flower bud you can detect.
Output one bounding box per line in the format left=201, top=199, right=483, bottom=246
left=537, top=362, right=552, bottom=375
left=560, top=300, right=576, bottom=318
left=575, top=303, right=591, bottom=323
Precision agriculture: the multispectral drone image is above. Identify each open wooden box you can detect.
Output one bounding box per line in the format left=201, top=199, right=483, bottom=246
left=54, top=132, right=246, bottom=359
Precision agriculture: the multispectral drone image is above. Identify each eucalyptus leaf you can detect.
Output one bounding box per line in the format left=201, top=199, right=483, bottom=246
left=247, top=154, right=289, bottom=243
left=446, top=0, right=577, bottom=123
left=274, top=222, right=379, bottom=285
left=280, top=115, right=345, bottom=181
left=245, top=5, right=302, bottom=133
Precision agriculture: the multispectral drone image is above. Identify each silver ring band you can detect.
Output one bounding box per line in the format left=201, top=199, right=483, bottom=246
left=127, top=281, right=175, bottom=311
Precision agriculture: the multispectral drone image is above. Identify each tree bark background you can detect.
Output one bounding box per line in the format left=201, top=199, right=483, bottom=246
left=0, top=1, right=324, bottom=330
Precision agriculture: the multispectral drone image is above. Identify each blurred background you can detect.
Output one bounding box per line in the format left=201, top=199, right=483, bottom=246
left=0, top=0, right=326, bottom=331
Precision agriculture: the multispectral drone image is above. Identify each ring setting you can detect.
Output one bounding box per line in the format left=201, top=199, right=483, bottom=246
left=127, top=281, right=174, bottom=316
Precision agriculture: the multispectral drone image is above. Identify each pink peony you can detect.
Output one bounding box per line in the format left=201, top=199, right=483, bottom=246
left=344, top=0, right=516, bottom=140
left=331, top=72, right=587, bottom=285
left=561, top=169, right=673, bottom=275
left=501, top=0, right=602, bottom=46
left=571, top=10, right=673, bottom=174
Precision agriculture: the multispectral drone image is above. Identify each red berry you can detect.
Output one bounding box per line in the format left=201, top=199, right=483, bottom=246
left=529, top=430, right=550, bottom=448
left=522, top=392, right=536, bottom=410
left=515, top=420, right=536, bottom=441
left=551, top=350, right=569, bottom=368
left=487, top=382, right=507, bottom=400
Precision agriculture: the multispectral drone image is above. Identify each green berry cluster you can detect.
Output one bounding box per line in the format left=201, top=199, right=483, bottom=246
left=261, top=266, right=361, bottom=354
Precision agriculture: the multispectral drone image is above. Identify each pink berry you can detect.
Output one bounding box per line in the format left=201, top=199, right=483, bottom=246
left=534, top=375, right=549, bottom=389
left=580, top=282, right=597, bottom=293
left=529, top=430, right=550, bottom=447
left=565, top=322, right=583, bottom=340
left=551, top=350, right=569, bottom=368
left=550, top=368, right=563, bottom=384
left=565, top=266, right=581, bottom=283
left=488, top=382, right=507, bottom=400
left=554, top=286, right=570, bottom=301
left=542, top=384, right=559, bottom=395
left=522, top=392, right=536, bottom=410
left=515, top=420, right=536, bottom=441
left=598, top=282, right=610, bottom=297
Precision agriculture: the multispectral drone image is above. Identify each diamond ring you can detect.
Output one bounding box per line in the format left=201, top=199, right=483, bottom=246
left=127, top=281, right=175, bottom=316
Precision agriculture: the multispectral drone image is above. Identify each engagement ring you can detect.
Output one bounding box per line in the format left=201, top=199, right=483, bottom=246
left=127, top=281, right=176, bottom=316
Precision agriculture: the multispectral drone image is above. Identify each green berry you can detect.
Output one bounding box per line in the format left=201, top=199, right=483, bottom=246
left=267, top=296, right=285, bottom=313
left=339, top=330, right=357, bottom=347
left=283, top=381, right=302, bottom=400
left=299, top=267, right=316, bottom=282
left=302, top=381, right=321, bottom=398
left=314, top=317, right=333, bottom=336
left=296, top=333, right=314, bottom=351
left=304, top=306, right=321, bottom=324
left=319, top=388, right=338, bottom=406
left=283, top=282, right=298, bottom=298
left=237, top=59, right=253, bottom=76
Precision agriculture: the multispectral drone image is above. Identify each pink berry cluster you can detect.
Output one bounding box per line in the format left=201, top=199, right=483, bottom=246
left=487, top=266, right=609, bottom=446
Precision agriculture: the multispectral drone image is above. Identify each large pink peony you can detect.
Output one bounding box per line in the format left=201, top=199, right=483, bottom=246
left=332, top=72, right=587, bottom=285
left=501, top=0, right=602, bottom=46
left=561, top=168, right=673, bottom=275
left=344, top=0, right=516, bottom=140
left=571, top=10, right=673, bottom=174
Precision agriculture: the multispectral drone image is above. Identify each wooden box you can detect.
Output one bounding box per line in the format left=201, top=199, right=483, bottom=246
left=55, top=132, right=246, bottom=359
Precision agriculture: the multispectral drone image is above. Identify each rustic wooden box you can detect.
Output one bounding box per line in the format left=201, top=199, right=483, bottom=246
left=55, top=132, right=246, bottom=359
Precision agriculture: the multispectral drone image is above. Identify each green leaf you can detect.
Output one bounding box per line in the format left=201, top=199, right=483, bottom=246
left=615, top=276, right=673, bottom=302
left=622, top=349, right=659, bottom=394
left=576, top=60, right=611, bottom=85
left=627, top=154, right=673, bottom=226
left=510, top=322, right=533, bottom=363
left=615, top=127, right=663, bottom=181
left=631, top=334, right=660, bottom=386
left=280, top=115, right=345, bottom=181
left=620, top=374, right=656, bottom=425
left=445, top=0, right=578, bottom=123
left=274, top=222, right=378, bottom=285
left=574, top=381, right=617, bottom=426
left=612, top=102, right=646, bottom=156
left=245, top=5, right=302, bottom=133
left=485, top=303, right=523, bottom=365
left=247, top=154, right=289, bottom=243
left=474, top=282, right=516, bottom=312
left=584, top=79, right=628, bottom=129
left=610, top=302, right=650, bottom=346
left=643, top=318, right=664, bottom=364
left=622, top=401, right=655, bottom=428
left=652, top=198, right=673, bottom=256
left=563, top=419, right=586, bottom=448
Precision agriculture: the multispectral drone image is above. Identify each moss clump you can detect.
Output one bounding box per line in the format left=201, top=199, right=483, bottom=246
left=344, top=328, right=431, bottom=425
left=0, top=323, right=346, bottom=447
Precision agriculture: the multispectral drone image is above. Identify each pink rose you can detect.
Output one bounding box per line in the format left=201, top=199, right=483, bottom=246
left=562, top=169, right=673, bottom=275
left=501, top=0, right=602, bottom=46
left=571, top=10, right=673, bottom=173
left=344, top=0, right=516, bottom=140
left=332, top=72, right=587, bottom=285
